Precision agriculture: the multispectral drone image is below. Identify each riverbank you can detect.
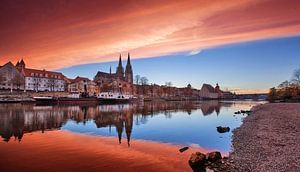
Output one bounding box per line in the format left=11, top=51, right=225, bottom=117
left=230, top=103, right=300, bottom=171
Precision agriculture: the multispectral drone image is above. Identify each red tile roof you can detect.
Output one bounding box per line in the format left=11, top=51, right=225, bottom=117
left=20, top=68, right=65, bottom=80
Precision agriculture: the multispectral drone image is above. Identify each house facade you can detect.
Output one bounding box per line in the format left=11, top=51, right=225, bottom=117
left=0, top=62, right=25, bottom=90
left=67, top=76, right=99, bottom=95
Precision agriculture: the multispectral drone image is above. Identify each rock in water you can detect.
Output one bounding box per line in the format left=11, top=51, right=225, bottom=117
left=179, top=146, right=189, bottom=153
left=189, top=152, right=206, bottom=171
left=206, top=151, right=222, bottom=162
left=216, top=126, right=230, bottom=133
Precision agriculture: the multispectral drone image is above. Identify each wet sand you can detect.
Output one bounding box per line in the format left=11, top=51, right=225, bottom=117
left=0, top=130, right=213, bottom=172
left=230, top=103, right=300, bottom=172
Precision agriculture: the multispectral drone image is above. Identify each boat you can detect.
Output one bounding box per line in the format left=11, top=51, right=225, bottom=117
left=33, top=96, right=58, bottom=105
left=97, top=92, right=134, bottom=104
left=57, top=94, right=98, bottom=105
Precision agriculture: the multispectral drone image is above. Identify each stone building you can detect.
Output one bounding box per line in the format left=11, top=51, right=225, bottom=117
left=199, top=84, right=220, bottom=99
left=0, top=61, right=25, bottom=90
left=94, top=53, right=133, bottom=94
left=67, top=76, right=99, bottom=95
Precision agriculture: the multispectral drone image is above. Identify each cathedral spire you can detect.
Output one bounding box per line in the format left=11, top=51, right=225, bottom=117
left=116, top=54, right=124, bottom=80
left=127, top=53, right=131, bottom=65
left=125, top=52, right=133, bottom=84
left=118, top=54, right=122, bottom=67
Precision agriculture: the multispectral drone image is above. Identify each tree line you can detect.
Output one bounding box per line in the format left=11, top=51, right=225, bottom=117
left=269, top=69, right=300, bottom=102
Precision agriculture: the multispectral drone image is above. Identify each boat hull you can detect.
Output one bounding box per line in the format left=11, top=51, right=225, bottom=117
left=34, top=98, right=58, bottom=105
left=57, top=97, right=98, bottom=105
left=98, top=98, right=131, bottom=104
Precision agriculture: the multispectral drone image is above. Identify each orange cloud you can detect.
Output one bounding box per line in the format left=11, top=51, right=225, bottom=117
left=0, top=0, right=299, bottom=69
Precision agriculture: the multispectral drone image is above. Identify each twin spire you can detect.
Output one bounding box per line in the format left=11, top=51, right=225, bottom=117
left=118, top=53, right=130, bottom=67
left=115, top=53, right=133, bottom=83
left=15, top=59, right=26, bottom=68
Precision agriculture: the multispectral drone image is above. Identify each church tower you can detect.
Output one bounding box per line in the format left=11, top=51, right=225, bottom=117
left=125, top=53, right=133, bottom=84
left=116, top=54, right=124, bottom=80
left=16, top=59, right=26, bottom=69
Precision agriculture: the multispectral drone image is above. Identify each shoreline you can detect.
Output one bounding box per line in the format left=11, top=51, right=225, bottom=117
left=229, top=103, right=300, bottom=171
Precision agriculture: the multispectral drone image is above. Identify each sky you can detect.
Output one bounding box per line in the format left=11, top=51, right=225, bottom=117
left=1, top=0, right=300, bottom=93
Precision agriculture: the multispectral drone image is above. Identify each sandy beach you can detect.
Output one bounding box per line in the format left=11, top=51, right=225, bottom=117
left=230, top=103, right=300, bottom=172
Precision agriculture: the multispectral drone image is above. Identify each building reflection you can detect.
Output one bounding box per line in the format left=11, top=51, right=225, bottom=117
left=0, top=101, right=227, bottom=143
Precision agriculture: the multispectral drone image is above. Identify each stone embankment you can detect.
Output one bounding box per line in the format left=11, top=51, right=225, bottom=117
left=0, top=90, right=70, bottom=102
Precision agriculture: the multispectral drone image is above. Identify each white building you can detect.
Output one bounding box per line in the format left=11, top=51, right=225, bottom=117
left=22, top=68, right=65, bottom=92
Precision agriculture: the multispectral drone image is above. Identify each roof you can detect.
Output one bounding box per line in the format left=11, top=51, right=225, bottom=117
left=71, top=76, right=91, bottom=83
left=0, top=62, right=18, bottom=72
left=95, top=71, right=118, bottom=79
left=21, top=68, right=65, bottom=80
left=201, top=84, right=216, bottom=93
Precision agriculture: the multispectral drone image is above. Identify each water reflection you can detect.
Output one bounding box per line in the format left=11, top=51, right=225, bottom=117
left=0, top=101, right=218, bottom=142
left=0, top=101, right=263, bottom=152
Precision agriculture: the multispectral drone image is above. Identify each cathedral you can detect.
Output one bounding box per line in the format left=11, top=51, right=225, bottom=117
left=94, top=53, right=133, bottom=86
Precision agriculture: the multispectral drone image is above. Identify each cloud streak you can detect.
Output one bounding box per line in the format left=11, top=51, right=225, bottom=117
left=0, top=0, right=300, bottom=69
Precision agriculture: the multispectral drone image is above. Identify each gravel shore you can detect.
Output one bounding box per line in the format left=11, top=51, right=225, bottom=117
left=230, top=103, right=300, bottom=172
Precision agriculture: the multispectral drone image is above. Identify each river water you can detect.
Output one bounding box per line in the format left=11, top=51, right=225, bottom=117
left=0, top=100, right=264, bottom=172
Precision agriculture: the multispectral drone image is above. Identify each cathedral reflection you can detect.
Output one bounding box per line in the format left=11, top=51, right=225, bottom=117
left=0, top=101, right=226, bottom=143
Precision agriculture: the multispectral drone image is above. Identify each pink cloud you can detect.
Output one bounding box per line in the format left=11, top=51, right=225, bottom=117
left=0, top=0, right=299, bottom=69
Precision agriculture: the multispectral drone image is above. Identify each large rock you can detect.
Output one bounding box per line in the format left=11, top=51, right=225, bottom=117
left=216, top=126, right=230, bottom=133
left=188, top=152, right=206, bottom=171
left=206, top=151, right=222, bottom=162
left=179, top=146, right=189, bottom=153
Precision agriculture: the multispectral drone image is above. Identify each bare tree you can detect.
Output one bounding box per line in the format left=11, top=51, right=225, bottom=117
left=140, top=77, right=148, bottom=86
left=0, top=74, right=5, bottom=90
left=33, top=78, right=41, bottom=92
left=278, top=80, right=289, bottom=89
left=47, top=79, right=57, bottom=92
left=165, top=82, right=172, bottom=87
left=12, top=74, right=24, bottom=90
left=165, top=82, right=172, bottom=96
left=134, top=75, right=141, bottom=85
left=291, top=69, right=300, bottom=85
left=0, top=73, right=5, bottom=84
left=139, top=77, right=148, bottom=95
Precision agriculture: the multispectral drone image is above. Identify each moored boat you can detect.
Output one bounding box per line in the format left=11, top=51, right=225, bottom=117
left=97, top=92, right=134, bottom=104
left=33, top=96, right=58, bottom=105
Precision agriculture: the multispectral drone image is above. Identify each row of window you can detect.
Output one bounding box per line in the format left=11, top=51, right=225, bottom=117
left=27, top=77, right=64, bottom=83
left=30, top=73, right=61, bottom=79
left=27, top=83, right=64, bottom=88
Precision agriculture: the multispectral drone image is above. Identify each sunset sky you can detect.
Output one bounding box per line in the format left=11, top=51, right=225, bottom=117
left=1, top=0, right=300, bottom=93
